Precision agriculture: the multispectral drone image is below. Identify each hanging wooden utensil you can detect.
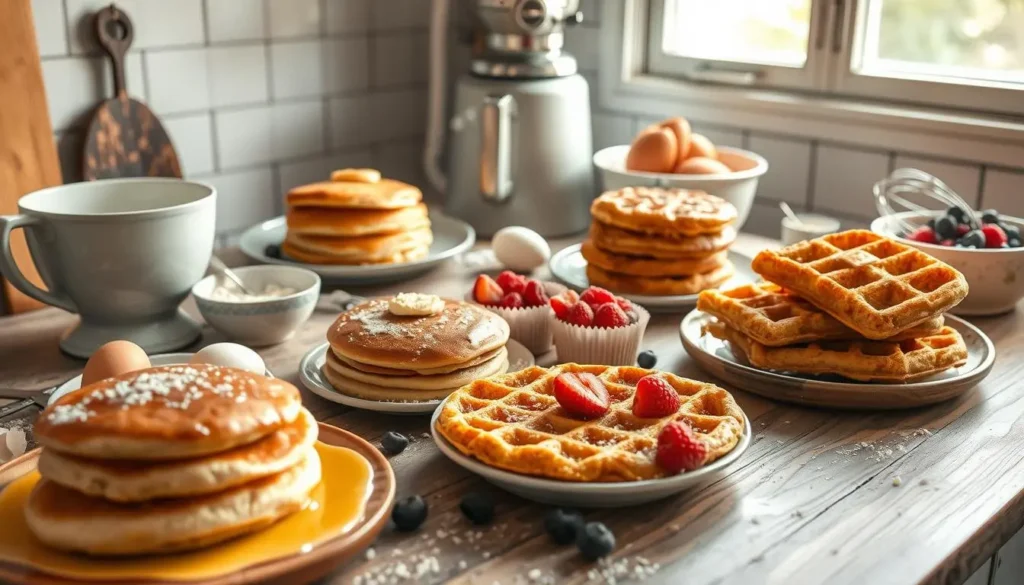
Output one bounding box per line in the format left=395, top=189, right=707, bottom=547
left=82, top=4, right=181, bottom=180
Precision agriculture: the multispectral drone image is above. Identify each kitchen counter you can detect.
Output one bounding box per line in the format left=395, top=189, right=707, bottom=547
left=1, top=233, right=1022, bottom=585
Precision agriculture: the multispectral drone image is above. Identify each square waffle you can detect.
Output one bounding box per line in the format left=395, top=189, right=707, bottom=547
left=434, top=364, right=746, bottom=482
left=697, top=282, right=945, bottom=347
left=705, top=321, right=968, bottom=383
left=750, top=230, right=968, bottom=340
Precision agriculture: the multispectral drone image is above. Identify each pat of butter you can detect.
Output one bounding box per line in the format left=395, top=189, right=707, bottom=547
left=389, top=293, right=445, bottom=316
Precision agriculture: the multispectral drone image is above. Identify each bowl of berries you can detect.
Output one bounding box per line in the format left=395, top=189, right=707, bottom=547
left=871, top=208, right=1024, bottom=316
left=469, top=270, right=567, bottom=355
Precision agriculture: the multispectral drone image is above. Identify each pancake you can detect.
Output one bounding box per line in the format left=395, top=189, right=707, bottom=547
left=581, top=239, right=728, bottom=277
left=25, top=449, right=321, bottom=556
left=286, top=203, right=430, bottom=237
left=322, top=357, right=510, bottom=402
left=36, top=408, right=318, bottom=502
left=327, top=298, right=510, bottom=370
left=34, top=365, right=303, bottom=461
left=285, top=228, right=432, bottom=260
left=586, top=261, right=735, bottom=296
left=282, top=240, right=429, bottom=265
left=287, top=178, right=421, bottom=210
left=325, top=347, right=509, bottom=391
left=590, top=221, right=736, bottom=259
left=332, top=346, right=504, bottom=376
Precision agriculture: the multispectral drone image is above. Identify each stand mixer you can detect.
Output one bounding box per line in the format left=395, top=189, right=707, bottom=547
left=429, top=0, right=594, bottom=238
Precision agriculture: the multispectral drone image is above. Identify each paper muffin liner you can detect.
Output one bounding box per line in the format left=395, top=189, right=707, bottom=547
left=464, top=282, right=566, bottom=355
left=550, top=304, right=651, bottom=366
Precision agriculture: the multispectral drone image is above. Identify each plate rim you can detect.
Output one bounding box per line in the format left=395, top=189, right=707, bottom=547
left=0, top=423, right=396, bottom=585
left=429, top=402, right=752, bottom=495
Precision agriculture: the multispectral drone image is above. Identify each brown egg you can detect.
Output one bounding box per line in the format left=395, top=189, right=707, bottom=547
left=660, top=117, right=692, bottom=162
left=688, top=133, right=718, bottom=160
left=674, top=156, right=732, bottom=175
left=625, top=126, right=678, bottom=173
left=81, top=340, right=152, bottom=387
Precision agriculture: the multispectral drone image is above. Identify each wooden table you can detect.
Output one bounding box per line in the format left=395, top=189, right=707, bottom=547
left=1, top=234, right=1022, bottom=585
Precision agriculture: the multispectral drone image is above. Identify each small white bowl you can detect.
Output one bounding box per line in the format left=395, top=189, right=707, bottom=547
left=781, top=213, right=842, bottom=245
left=593, top=144, right=769, bottom=230
left=192, top=265, right=320, bottom=346
left=871, top=211, right=1024, bottom=316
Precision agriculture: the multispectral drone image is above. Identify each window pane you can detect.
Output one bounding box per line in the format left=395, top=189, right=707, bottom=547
left=855, top=0, right=1024, bottom=86
left=661, top=0, right=813, bottom=68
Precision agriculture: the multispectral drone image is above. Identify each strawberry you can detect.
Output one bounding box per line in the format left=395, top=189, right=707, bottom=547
left=522, top=280, right=549, bottom=307
left=566, top=302, right=594, bottom=327
left=550, top=295, right=573, bottom=320
left=981, top=223, right=1008, bottom=248
left=906, top=226, right=937, bottom=244
left=496, top=270, right=527, bottom=294
left=656, top=421, right=707, bottom=474
left=500, top=292, right=524, bottom=308
left=632, top=375, right=680, bottom=418
left=956, top=223, right=971, bottom=237
left=580, top=286, right=617, bottom=309
left=593, top=303, right=629, bottom=328
left=553, top=372, right=609, bottom=419
left=473, top=274, right=504, bottom=305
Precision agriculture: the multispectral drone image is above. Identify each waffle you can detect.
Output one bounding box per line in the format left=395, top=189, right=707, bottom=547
left=586, top=261, right=734, bottom=296
left=590, top=187, right=737, bottom=237
left=435, top=364, right=746, bottom=482
left=697, top=283, right=945, bottom=347
left=705, top=321, right=968, bottom=383
left=750, top=230, right=968, bottom=340
left=581, top=240, right=728, bottom=277
left=590, top=221, right=736, bottom=259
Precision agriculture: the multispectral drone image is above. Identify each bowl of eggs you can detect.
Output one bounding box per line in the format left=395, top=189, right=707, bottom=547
left=593, top=116, right=768, bottom=229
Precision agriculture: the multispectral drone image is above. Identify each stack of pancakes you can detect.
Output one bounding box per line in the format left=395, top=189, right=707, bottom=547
left=323, top=296, right=511, bottom=402
left=283, top=168, right=433, bottom=265
left=29, top=364, right=320, bottom=555
left=583, top=187, right=738, bottom=296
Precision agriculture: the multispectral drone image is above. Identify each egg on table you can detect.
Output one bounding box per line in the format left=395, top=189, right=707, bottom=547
left=81, top=340, right=152, bottom=386
left=189, top=343, right=266, bottom=374
left=492, top=226, right=551, bottom=272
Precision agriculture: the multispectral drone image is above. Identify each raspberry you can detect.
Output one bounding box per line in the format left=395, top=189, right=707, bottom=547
left=553, top=372, right=609, bottom=419
left=580, top=286, right=617, bottom=309
left=593, top=303, right=629, bottom=328
left=981, top=223, right=1008, bottom=248
left=566, top=302, right=594, bottom=327
left=496, top=270, right=527, bottom=294
left=656, top=421, right=707, bottom=474
left=500, top=292, right=524, bottom=308
left=472, top=274, right=503, bottom=305
left=522, top=280, right=549, bottom=307
left=956, top=223, right=970, bottom=237
left=615, top=298, right=634, bottom=313
left=632, top=375, right=680, bottom=418
left=550, top=295, right=573, bottom=320
left=906, top=226, right=937, bottom=244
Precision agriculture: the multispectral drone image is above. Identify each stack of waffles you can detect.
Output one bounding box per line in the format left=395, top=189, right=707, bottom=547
left=283, top=168, right=433, bottom=265
left=583, top=187, right=738, bottom=296
left=697, top=230, right=970, bottom=382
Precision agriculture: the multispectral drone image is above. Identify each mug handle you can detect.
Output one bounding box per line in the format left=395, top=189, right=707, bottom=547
left=0, top=214, right=77, bottom=312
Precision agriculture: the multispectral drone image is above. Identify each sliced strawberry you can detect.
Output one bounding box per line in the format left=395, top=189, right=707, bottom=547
left=656, top=421, right=707, bottom=474
left=500, top=292, right=524, bottom=308
left=550, top=295, right=574, bottom=320
left=522, top=280, right=549, bottom=307
left=473, top=274, right=504, bottom=305
left=496, top=270, right=527, bottom=294
left=593, top=303, right=629, bottom=328
left=580, top=286, right=617, bottom=309
left=553, top=372, right=609, bottom=419
left=632, top=375, right=680, bottom=418
left=566, top=302, right=594, bottom=327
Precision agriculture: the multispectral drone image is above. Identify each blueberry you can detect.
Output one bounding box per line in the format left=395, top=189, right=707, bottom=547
left=948, top=206, right=969, bottom=223
left=576, top=522, right=615, bottom=561
left=392, top=495, right=428, bottom=531
left=1003, top=225, right=1020, bottom=241
left=926, top=217, right=937, bottom=230
left=982, top=209, right=1001, bottom=224
left=1010, top=237, right=1022, bottom=248
left=380, top=431, right=409, bottom=455
left=637, top=350, right=657, bottom=369
left=264, top=244, right=281, bottom=258
left=959, top=229, right=985, bottom=249
left=459, top=492, right=495, bottom=525
left=935, top=215, right=957, bottom=239
left=544, top=508, right=584, bottom=545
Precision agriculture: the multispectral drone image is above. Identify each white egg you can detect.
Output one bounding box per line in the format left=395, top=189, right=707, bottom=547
left=492, top=226, right=551, bottom=272
left=190, top=343, right=266, bottom=374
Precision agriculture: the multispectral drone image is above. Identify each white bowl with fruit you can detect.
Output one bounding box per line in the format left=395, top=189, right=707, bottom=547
left=871, top=208, right=1024, bottom=316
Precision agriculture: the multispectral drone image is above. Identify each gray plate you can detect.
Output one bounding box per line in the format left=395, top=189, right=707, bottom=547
left=680, top=310, right=995, bottom=410
left=548, top=244, right=756, bottom=313
left=239, top=214, right=475, bottom=285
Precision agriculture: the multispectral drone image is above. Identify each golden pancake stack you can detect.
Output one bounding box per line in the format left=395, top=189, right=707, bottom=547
left=583, top=187, right=738, bottom=296
left=698, top=230, right=971, bottom=382
left=283, top=168, right=433, bottom=265
left=323, top=293, right=511, bottom=402
left=29, top=364, right=320, bottom=555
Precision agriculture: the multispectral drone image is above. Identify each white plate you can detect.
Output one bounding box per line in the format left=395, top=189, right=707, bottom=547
left=548, top=244, right=756, bottom=312
left=430, top=405, right=751, bottom=507
left=680, top=310, right=995, bottom=410
left=47, top=353, right=275, bottom=406
left=239, top=214, right=475, bottom=285
left=298, top=340, right=535, bottom=415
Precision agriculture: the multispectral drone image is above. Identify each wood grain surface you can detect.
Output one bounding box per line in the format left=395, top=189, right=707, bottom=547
left=0, top=234, right=1021, bottom=585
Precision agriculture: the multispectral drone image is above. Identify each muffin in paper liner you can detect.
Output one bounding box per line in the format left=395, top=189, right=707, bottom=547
left=550, top=304, right=651, bottom=366
left=465, top=282, right=566, bottom=355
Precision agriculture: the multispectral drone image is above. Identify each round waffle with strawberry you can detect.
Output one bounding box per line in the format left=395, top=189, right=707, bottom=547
left=434, top=364, right=746, bottom=482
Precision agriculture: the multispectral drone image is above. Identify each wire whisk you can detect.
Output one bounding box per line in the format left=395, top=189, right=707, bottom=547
left=873, top=168, right=979, bottom=235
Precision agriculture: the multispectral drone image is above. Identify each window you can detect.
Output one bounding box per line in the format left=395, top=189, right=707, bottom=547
left=646, top=0, right=1024, bottom=116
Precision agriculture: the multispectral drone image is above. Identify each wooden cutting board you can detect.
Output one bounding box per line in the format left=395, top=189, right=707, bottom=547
left=0, top=0, right=61, bottom=314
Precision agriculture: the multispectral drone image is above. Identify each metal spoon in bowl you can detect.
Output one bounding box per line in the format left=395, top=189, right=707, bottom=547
left=208, top=255, right=255, bottom=296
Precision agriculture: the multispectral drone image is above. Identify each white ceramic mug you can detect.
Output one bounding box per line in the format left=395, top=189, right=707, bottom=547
left=0, top=179, right=216, bottom=357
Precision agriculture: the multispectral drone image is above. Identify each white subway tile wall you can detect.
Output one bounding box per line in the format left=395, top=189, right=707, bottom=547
left=34, top=0, right=431, bottom=240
